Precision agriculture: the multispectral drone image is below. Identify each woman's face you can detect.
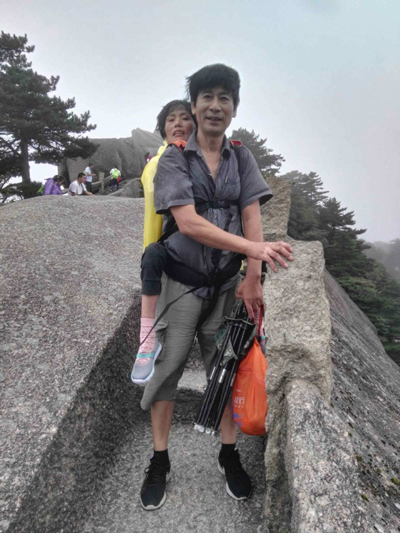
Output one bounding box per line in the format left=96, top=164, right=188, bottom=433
left=164, top=106, right=195, bottom=144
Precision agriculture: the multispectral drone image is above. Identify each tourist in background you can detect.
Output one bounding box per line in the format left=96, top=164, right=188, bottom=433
left=84, top=163, right=96, bottom=193
left=68, top=173, right=93, bottom=196
left=43, top=175, right=65, bottom=195
left=110, top=167, right=121, bottom=192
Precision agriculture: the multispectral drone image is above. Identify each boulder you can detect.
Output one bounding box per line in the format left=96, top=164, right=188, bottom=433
left=58, top=129, right=164, bottom=189
left=262, top=238, right=334, bottom=532
left=58, top=137, right=144, bottom=186
left=131, top=127, right=163, bottom=158
left=326, top=271, right=400, bottom=533
left=0, top=196, right=145, bottom=532
left=261, top=177, right=292, bottom=240
left=109, top=178, right=142, bottom=198
left=285, top=380, right=364, bottom=532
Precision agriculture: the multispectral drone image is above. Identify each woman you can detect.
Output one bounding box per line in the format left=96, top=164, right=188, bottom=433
left=43, top=175, right=65, bottom=195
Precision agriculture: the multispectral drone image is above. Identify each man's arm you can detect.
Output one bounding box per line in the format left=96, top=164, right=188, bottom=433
left=170, top=202, right=293, bottom=319
left=236, top=200, right=264, bottom=320
left=170, top=204, right=292, bottom=266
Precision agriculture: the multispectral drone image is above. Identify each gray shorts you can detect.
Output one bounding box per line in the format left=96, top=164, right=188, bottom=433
left=140, top=273, right=237, bottom=411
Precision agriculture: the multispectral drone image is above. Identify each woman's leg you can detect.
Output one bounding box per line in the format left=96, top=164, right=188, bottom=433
left=132, top=244, right=169, bottom=384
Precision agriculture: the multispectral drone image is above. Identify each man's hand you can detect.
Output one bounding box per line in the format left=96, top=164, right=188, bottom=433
left=247, top=241, right=293, bottom=272
left=236, top=276, right=263, bottom=322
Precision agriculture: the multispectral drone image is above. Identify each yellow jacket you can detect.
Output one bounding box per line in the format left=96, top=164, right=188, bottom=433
left=141, top=142, right=167, bottom=250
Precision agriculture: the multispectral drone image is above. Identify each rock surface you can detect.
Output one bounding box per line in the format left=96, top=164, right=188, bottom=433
left=0, top=196, right=144, bottom=532
left=262, top=238, right=334, bottom=532
left=58, top=137, right=143, bottom=186
left=326, top=271, right=400, bottom=533
left=82, top=393, right=267, bottom=533
left=131, top=127, right=164, bottom=158
left=109, top=177, right=142, bottom=198
left=261, top=177, right=292, bottom=240
left=285, top=380, right=364, bottom=532
left=58, top=129, right=163, bottom=187
left=1, top=189, right=399, bottom=532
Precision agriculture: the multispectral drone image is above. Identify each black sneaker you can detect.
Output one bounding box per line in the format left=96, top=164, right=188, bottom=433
left=218, top=448, right=252, bottom=501
left=140, top=457, right=171, bottom=511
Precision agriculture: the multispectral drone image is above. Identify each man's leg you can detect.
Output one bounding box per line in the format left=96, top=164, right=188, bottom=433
left=220, top=405, right=237, bottom=444
left=151, top=400, right=174, bottom=450
left=140, top=275, right=203, bottom=511
left=198, top=286, right=252, bottom=501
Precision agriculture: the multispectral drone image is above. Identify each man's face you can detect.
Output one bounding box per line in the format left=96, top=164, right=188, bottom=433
left=191, top=86, right=236, bottom=138
left=78, top=176, right=84, bottom=184
left=164, top=107, right=195, bottom=144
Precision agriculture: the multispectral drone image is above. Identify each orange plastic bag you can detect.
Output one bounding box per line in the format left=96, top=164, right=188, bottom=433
left=231, top=318, right=268, bottom=436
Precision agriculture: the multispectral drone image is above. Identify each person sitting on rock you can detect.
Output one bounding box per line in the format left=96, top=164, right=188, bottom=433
left=131, top=99, right=196, bottom=386
left=43, top=175, right=65, bottom=195
left=137, top=63, right=293, bottom=511
left=110, top=168, right=121, bottom=192
left=68, top=173, right=94, bottom=196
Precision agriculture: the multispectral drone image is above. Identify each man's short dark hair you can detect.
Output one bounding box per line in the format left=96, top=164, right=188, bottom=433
left=156, top=100, right=195, bottom=140
left=78, top=172, right=85, bottom=179
left=186, top=64, right=241, bottom=110
left=88, top=162, right=94, bottom=166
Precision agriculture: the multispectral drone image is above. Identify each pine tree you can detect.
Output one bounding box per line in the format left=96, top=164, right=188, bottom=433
left=281, top=171, right=328, bottom=241
left=317, top=198, right=370, bottom=277
left=0, top=32, right=97, bottom=185
left=229, top=128, right=284, bottom=177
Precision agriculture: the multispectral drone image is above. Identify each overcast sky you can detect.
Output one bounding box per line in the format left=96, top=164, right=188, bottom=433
left=2, top=0, right=399, bottom=242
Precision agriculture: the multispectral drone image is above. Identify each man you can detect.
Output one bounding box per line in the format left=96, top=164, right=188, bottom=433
left=139, top=64, right=293, bottom=511
left=68, top=173, right=94, bottom=196
left=84, top=163, right=96, bottom=193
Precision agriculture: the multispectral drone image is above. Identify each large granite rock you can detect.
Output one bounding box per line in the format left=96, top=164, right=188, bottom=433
left=58, top=129, right=163, bottom=188
left=58, top=137, right=143, bottom=186
left=0, top=196, right=145, bottom=532
left=326, top=271, right=400, bottom=533
left=262, top=251, right=400, bottom=531
left=261, top=177, right=292, bottom=240
left=131, top=127, right=163, bottom=158
left=262, top=239, right=335, bottom=532
left=1, top=184, right=399, bottom=533
left=284, top=380, right=364, bottom=532
left=109, top=178, right=142, bottom=198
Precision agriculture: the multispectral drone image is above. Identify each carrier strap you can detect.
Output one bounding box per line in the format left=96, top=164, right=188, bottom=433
left=138, top=252, right=245, bottom=348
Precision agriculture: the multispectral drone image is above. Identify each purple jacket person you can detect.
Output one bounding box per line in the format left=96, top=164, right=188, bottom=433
left=43, top=175, right=64, bottom=195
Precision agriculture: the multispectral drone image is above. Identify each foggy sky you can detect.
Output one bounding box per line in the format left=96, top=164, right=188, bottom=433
left=1, top=0, right=399, bottom=242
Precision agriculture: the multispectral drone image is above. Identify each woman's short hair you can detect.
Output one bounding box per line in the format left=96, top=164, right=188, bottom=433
left=156, top=100, right=196, bottom=140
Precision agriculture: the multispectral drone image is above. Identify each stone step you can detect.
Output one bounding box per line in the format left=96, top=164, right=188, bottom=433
left=82, top=390, right=266, bottom=533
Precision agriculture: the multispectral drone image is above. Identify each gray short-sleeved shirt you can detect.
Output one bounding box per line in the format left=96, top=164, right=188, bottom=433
left=154, top=133, right=273, bottom=298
